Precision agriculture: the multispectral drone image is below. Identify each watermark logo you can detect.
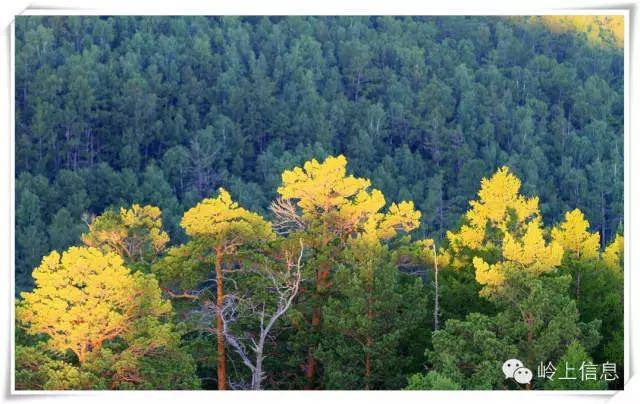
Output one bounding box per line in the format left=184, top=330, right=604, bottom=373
left=514, top=367, right=533, bottom=384
left=503, top=358, right=619, bottom=386
left=502, top=358, right=532, bottom=384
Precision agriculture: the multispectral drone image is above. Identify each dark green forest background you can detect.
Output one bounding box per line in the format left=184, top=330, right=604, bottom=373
left=15, top=15, right=623, bottom=294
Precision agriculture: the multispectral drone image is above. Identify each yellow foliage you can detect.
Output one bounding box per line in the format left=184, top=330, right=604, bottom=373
left=448, top=167, right=563, bottom=290
left=527, top=15, right=624, bottom=49
left=17, top=247, right=170, bottom=363
left=446, top=224, right=485, bottom=252
left=469, top=166, right=539, bottom=229
left=472, top=220, right=562, bottom=289
left=181, top=188, right=274, bottom=248
left=473, top=257, right=505, bottom=288
left=340, top=188, right=387, bottom=233
left=278, top=155, right=371, bottom=216
left=82, top=204, right=169, bottom=263
left=120, top=204, right=170, bottom=253
left=279, top=155, right=421, bottom=240
left=375, top=201, right=422, bottom=240
left=502, top=219, right=564, bottom=273
left=448, top=166, right=539, bottom=252
left=603, top=234, right=624, bottom=269
left=551, top=209, right=600, bottom=260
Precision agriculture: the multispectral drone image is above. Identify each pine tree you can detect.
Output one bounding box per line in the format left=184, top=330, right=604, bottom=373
left=81, top=204, right=170, bottom=269
left=17, top=246, right=170, bottom=364
left=276, top=155, right=420, bottom=387
left=175, top=188, right=274, bottom=390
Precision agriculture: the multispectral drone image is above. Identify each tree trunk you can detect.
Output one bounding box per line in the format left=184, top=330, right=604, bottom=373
left=438, top=186, right=444, bottom=239
left=77, top=346, right=86, bottom=365
left=305, top=305, right=320, bottom=388
left=215, top=250, right=227, bottom=390
left=305, top=221, right=331, bottom=389
left=526, top=312, right=534, bottom=366
left=364, top=336, right=372, bottom=390
left=252, top=349, right=264, bottom=390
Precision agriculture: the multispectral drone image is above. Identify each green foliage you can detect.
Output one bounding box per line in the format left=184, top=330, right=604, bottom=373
left=603, top=330, right=624, bottom=389
left=16, top=334, right=200, bottom=391
left=48, top=208, right=83, bottom=251
left=317, top=242, right=429, bottom=389
left=569, top=259, right=623, bottom=387
left=545, top=341, right=607, bottom=390
left=491, top=271, right=587, bottom=367
left=423, top=313, right=518, bottom=389
left=16, top=344, right=106, bottom=390
left=405, top=371, right=462, bottom=390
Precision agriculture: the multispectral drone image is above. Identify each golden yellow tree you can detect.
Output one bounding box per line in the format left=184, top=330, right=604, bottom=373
left=550, top=208, right=601, bottom=300
left=603, top=234, right=624, bottom=270
left=447, top=166, right=539, bottom=252
left=277, top=154, right=420, bottom=387
left=82, top=204, right=169, bottom=265
left=551, top=209, right=600, bottom=260
left=447, top=166, right=563, bottom=294
left=17, top=246, right=170, bottom=364
left=180, top=188, right=274, bottom=390
left=447, top=167, right=570, bottom=371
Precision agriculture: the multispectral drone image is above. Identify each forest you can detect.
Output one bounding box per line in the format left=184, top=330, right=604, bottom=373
left=14, top=16, right=624, bottom=390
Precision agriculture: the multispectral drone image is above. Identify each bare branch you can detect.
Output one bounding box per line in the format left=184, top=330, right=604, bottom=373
left=219, top=296, right=256, bottom=373
left=270, top=198, right=305, bottom=235
left=219, top=239, right=304, bottom=389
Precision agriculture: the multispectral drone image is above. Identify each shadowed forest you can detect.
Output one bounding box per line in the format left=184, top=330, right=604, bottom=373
left=14, top=16, right=624, bottom=390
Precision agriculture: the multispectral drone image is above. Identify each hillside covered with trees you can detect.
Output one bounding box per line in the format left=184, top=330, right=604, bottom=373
left=15, top=16, right=623, bottom=292
left=14, top=16, right=624, bottom=390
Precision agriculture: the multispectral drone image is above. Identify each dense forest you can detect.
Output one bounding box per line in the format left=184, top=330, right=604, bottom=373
left=14, top=16, right=624, bottom=390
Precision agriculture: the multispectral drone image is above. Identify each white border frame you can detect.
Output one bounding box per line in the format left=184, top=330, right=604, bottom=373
left=1, top=2, right=635, bottom=404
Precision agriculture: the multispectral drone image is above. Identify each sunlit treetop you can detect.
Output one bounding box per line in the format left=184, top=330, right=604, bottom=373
left=502, top=219, right=564, bottom=270
left=360, top=200, right=422, bottom=243
left=181, top=188, right=274, bottom=250
left=603, top=234, right=624, bottom=270
left=17, top=246, right=170, bottom=364
left=278, top=155, right=371, bottom=215
left=527, top=15, right=624, bottom=49
left=551, top=208, right=600, bottom=260
left=472, top=218, right=563, bottom=293
left=446, top=167, right=563, bottom=293
left=82, top=204, right=169, bottom=264
left=447, top=166, right=539, bottom=252
left=278, top=155, right=421, bottom=239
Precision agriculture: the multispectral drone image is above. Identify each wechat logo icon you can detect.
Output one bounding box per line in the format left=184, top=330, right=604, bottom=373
left=502, top=358, right=532, bottom=384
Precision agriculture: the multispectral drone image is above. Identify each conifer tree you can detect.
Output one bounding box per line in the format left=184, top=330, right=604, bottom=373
left=17, top=246, right=171, bottom=364
left=82, top=204, right=170, bottom=268
left=174, top=188, right=274, bottom=390
left=276, top=155, right=420, bottom=387
left=551, top=208, right=600, bottom=301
